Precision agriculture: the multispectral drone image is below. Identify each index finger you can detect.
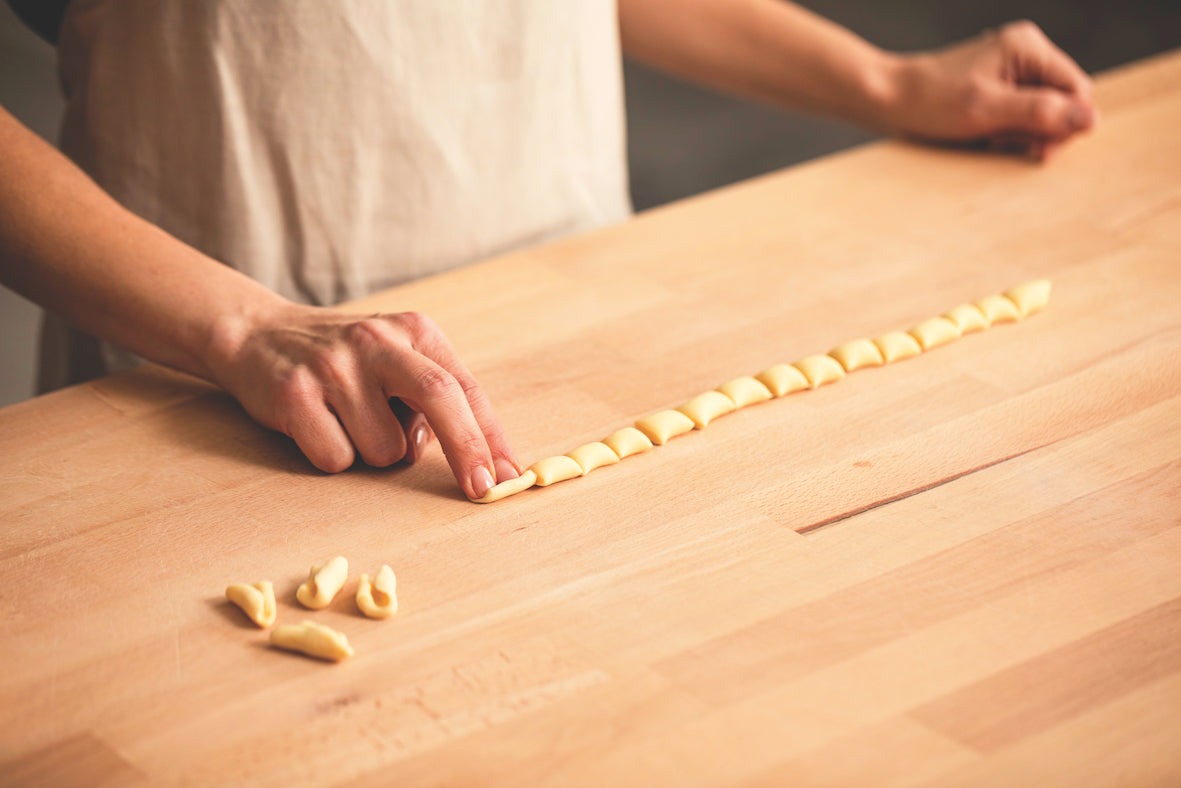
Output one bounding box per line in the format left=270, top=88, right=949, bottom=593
left=382, top=346, right=498, bottom=499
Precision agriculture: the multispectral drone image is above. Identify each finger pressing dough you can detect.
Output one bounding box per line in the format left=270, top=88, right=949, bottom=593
left=1004, top=279, right=1051, bottom=318
left=755, top=363, right=810, bottom=397
left=828, top=338, right=884, bottom=372
left=567, top=441, right=620, bottom=474
left=717, top=376, right=773, bottom=408
left=530, top=455, right=583, bottom=486
left=943, top=302, right=989, bottom=334
left=635, top=409, right=696, bottom=445
left=975, top=293, right=1021, bottom=325
left=297, top=556, right=349, bottom=610
left=270, top=621, right=354, bottom=662
left=356, top=564, right=398, bottom=619
left=873, top=331, right=923, bottom=363
left=793, top=354, right=846, bottom=388
left=473, top=470, right=538, bottom=503
left=225, top=581, right=276, bottom=628
left=908, top=317, right=962, bottom=350
left=677, top=390, right=736, bottom=429
left=603, top=427, right=653, bottom=459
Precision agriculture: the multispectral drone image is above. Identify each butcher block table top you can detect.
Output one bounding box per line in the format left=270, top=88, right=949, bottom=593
left=3, top=51, right=1180, bottom=787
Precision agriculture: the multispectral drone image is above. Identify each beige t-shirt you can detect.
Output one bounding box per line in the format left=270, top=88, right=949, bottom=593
left=40, top=0, right=631, bottom=389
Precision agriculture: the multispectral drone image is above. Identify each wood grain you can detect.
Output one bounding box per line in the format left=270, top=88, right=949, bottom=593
left=1, top=50, right=1179, bottom=786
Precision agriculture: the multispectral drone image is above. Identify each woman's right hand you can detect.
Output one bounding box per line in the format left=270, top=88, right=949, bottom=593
left=206, top=303, right=521, bottom=500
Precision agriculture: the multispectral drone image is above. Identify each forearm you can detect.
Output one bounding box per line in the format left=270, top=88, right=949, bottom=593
left=619, top=0, right=899, bottom=131
left=0, top=106, right=287, bottom=383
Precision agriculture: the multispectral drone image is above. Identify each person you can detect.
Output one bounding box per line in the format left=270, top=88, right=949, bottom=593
left=0, top=0, right=1096, bottom=500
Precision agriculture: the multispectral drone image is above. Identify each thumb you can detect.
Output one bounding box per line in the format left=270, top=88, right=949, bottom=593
left=986, top=85, right=1096, bottom=139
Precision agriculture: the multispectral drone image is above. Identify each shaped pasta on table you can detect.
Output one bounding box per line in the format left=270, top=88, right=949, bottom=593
left=677, top=391, right=736, bottom=429
left=225, top=581, right=276, bottom=628
left=717, top=376, right=773, bottom=408
left=635, top=409, right=696, bottom=445
left=356, top=565, right=398, bottom=619
left=270, top=621, right=354, bottom=662
left=297, top=556, right=348, bottom=610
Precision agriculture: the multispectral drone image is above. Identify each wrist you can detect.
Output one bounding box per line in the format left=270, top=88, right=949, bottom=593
left=201, top=287, right=294, bottom=387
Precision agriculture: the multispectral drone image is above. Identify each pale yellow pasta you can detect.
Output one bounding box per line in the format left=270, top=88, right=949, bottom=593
left=792, top=354, right=845, bottom=388
left=908, top=317, right=962, bottom=350
left=530, top=455, right=583, bottom=486
left=717, top=376, right=773, bottom=408
left=975, top=293, right=1021, bottom=325
left=873, top=331, right=923, bottom=363
left=356, top=565, right=398, bottom=619
left=603, top=427, right=653, bottom=459
left=473, top=470, right=537, bottom=503
left=828, top=338, right=884, bottom=372
left=270, top=621, right=354, bottom=662
left=567, top=442, right=620, bottom=474
left=635, top=409, right=695, bottom=445
left=297, top=556, right=348, bottom=610
left=943, top=303, right=989, bottom=334
left=1003, top=279, right=1052, bottom=318
left=677, top=390, right=737, bottom=429
left=225, top=581, right=276, bottom=628
left=755, top=363, right=810, bottom=397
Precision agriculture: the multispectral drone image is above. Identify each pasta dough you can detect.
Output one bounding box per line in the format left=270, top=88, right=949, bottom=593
left=793, top=354, right=846, bottom=388
left=603, top=427, right=653, bottom=458
left=717, top=376, right=773, bottom=408
left=567, top=442, right=620, bottom=474
left=225, top=581, right=276, bottom=628
left=472, top=280, right=1050, bottom=503
left=1004, top=279, right=1051, bottom=318
left=828, top=339, right=884, bottom=372
left=270, top=621, right=354, bottom=662
left=297, top=556, right=349, bottom=610
left=908, top=317, right=962, bottom=350
left=356, top=565, right=398, bottom=619
left=677, top=390, right=737, bottom=429
left=756, top=363, right=810, bottom=397
left=873, top=331, right=923, bottom=363
left=474, top=470, right=538, bottom=503
left=530, top=455, right=583, bottom=486
left=635, top=409, right=696, bottom=445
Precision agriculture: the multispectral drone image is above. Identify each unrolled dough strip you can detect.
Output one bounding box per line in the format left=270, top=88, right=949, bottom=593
left=530, top=455, right=583, bottom=486
left=975, top=293, right=1021, bottom=325
left=356, top=564, right=398, bottom=619
left=677, top=390, right=737, bottom=429
left=793, top=354, right=846, bottom=388
left=873, top=331, right=923, bottom=363
left=473, top=280, right=1051, bottom=503
left=297, top=556, right=348, bottom=610
left=756, top=363, right=810, bottom=397
left=717, top=376, right=773, bottom=408
left=225, top=581, right=276, bottom=628
left=474, top=470, right=538, bottom=503
left=270, top=621, right=354, bottom=662
left=829, top=338, right=884, bottom=372
left=943, top=303, right=989, bottom=334
left=635, top=409, right=696, bottom=445
left=1004, top=279, right=1051, bottom=318
left=908, top=317, right=962, bottom=350
left=603, top=427, right=654, bottom=459
left=567, top=441, right=621, bottom=474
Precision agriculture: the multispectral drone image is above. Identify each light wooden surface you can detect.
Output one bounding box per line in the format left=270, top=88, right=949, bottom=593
left=3, top=51, right=1180, bottom=787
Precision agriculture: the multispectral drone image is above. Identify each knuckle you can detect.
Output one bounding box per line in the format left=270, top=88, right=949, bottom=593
left=344, top=316, right=393, bottom=349
left=310, top=348, right=354, bottom=392
left=411, top=365, right=459, bottom=401
left=393, top=311, right=439, bottom=341
left=362, top=441, right=407, bottom=468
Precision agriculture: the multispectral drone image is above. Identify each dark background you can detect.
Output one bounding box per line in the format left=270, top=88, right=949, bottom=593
left=2, top=2, right=1179, bottom=405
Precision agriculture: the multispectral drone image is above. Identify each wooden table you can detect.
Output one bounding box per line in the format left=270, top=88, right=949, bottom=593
left=3, top=51, right=1179, bottom=787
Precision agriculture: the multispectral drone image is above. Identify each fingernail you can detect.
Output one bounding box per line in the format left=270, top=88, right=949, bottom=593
left=471, top=466, right=495, bottom=499
left=494, top=457, right=520, bottom=482
left=1068, top=104, right=1093, bottom=131
left=411, top=424, right=429, bottom=459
